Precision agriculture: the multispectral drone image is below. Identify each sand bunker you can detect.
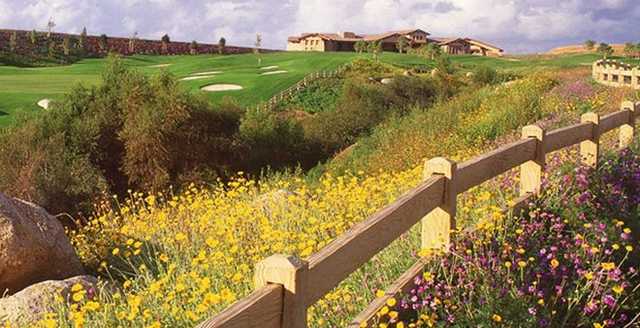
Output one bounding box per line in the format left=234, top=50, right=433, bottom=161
left=37, top=99, right=51, bottom=109
left=180, top=75, right=217, bottom=81
left=260, top=66, right=279, bottom=70
left=149, top=64, right=172, bottom=68
left=191, top=71, right=222, bottom=76
left=201, top=84, right=243, bottom=92
left=261, top=70, right=288, bottom=76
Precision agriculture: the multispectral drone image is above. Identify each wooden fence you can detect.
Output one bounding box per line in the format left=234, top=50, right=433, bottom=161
left=259, top=64, right=350, bottom=111
left=593, top=59, right=640, bottom=90
left=198, top=100, right=640, bottom=328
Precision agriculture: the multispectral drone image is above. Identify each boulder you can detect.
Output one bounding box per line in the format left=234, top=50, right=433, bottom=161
left=380, top=78, right=394, bottom=85
left=0, top=193, right=84, bottom=295
left=430, top=68, right=439, bottom=77
left=466, top=72, right=475, bottom=78
left=0, top=275, right=98, bottom=324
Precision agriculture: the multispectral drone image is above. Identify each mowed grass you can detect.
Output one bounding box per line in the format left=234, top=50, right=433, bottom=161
left=0, top=52, right=359, bottom=127
left=0, top=50, right=626, bottom=127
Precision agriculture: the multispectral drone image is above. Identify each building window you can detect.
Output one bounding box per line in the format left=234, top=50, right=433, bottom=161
left=603, top=74, right=608, bottom=81
left=624, top=76, right=632, bottom=84
left=612, top=75, right=619, bottom=82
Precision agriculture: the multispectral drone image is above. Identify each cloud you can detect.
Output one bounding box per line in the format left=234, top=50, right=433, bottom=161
left=0, top=0, right=638, bottom=52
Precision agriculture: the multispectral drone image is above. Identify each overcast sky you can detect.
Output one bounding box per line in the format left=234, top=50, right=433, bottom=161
left=1, top=0, right=639, bottom=53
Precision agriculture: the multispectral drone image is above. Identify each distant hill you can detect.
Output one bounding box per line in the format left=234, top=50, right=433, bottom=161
left=547, top=43, right=626, bottom=55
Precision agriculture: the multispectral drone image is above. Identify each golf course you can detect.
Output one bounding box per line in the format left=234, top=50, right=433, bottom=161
left=0, top=51, right=630, bottom=127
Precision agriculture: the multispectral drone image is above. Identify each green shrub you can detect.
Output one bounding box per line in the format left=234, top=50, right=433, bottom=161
left=0, top=55, right=243, bottom=214
left=472, top=65, right=498, bottom=85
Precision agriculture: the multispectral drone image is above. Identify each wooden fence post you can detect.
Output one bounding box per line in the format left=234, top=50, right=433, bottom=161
left=520, top=125, right=545, bottom=196
left=619, top=101, right=637, bottom=148
left=254, top=254, right=309, bottom=328
left=421, top=157, right=457, bottom=252
left=580, top=112, right=600, bottom=168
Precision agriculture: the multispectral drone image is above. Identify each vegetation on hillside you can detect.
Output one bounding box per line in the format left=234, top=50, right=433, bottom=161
left=11, top=63, right=633, bottom=327
left=374, top=146, right=640, bottom=327
left=0, top=55, right=463, bottom=215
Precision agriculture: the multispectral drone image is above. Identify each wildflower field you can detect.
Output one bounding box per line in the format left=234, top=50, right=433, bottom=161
left=5, top=64, right=638, bottom=328
left=374, top=145, right=640, bottom=327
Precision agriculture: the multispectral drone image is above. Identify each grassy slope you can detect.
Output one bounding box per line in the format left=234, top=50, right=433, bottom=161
left=0, top=52, right=358, bottom=127
left=0, top=51, right=619, bottom=127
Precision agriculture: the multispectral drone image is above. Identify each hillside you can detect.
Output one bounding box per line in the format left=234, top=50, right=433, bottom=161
left=547, top=43, right=627, bottom=55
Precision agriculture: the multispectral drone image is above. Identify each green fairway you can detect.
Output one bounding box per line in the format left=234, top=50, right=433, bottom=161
left=0, top=52, right=361, bottom=127
left=0, top=51, right=627, bottom=127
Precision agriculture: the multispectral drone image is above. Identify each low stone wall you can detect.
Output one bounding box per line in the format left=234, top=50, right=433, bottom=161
left=0, top=29, right=272, bottom=57
left=592, top=59, right=640, bottom=89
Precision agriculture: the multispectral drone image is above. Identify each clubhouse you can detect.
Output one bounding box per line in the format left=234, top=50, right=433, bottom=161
left=286, top=29, right=503, bottom=57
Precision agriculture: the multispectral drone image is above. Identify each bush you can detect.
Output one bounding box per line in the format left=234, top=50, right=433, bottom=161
left=472, top=65, right=498, bottom=85
left=0, top=55, right=242, bottom=214
left=304, top=76, right=439, bottom=153
left=326, top=74, right=557, bottom=175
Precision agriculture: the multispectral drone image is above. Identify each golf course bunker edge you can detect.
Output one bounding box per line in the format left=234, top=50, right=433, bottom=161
left=200, top=84, right=244, bottom=92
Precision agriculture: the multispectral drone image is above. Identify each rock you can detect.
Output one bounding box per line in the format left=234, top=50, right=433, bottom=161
left=466, top=72, right=475, bottom=78
left=403, top=70, right=413, bottom=76
left=430, top=68, right=439, bottom=77
left=0, top=275, right=97, bottom=325
left=380, top=78, right=394, bottom=85
left=254, top=189, right=296, bottom=217
left=0, top=192, right=84, bottom=295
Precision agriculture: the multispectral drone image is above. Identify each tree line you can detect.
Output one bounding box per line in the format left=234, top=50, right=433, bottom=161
left=584, top=39, right=640, bottom=59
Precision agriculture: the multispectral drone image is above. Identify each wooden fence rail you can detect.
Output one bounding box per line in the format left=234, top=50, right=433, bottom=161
left=259, top=64, right=350, bottom=112
left=197, top=100, right=639, bottom=328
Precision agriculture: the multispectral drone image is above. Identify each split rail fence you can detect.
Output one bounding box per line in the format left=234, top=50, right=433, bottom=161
left=198, top=100, right=640, bottom=328
left=260, top=64, right=350, bottom=111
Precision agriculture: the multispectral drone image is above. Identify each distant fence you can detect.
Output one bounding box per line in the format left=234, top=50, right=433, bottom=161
left=593, top=59, right=640, bottom=89
left=260, top=64, right=350, bottom=111
left=198, top=100, right=640, bottom=328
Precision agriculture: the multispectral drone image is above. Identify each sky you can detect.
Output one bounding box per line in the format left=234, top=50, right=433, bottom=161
left=1, top=0, right=639, bottom=53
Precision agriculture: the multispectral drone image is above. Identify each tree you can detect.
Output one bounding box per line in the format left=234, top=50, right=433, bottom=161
left=396, top=36, right=408, bottom=54
left=354, top=40, right=367, bottom=54
left=218, top=37, right=226, bottom=54
left=128, top=31, right=138, bottom=54
left=99, top=34, right=109, bottom=54
left=46, top=17, right=55, bottom=38
left=62, top=36, right=71, bottom=56
left=584, top=40, right=596, bottom=51
left=161, top=34, right=170, bottom=54
left=597, top=42, right=614, bottom=59
left=78, top=27, right=87, bottom=53
left=190, top=40, right=198, bottom=55
left=48, top=40, right=57, bottom=58
left=425, top=43, right=442, bottom=60
left=9, top=31, right=17, bottom=53
left=368, top=41, right=382, bottom=61
left=29, top=30, right=37, bottom=46
left=254, top=33, right=262, bottom=65
left=624, top=42, right=635, bottom=58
